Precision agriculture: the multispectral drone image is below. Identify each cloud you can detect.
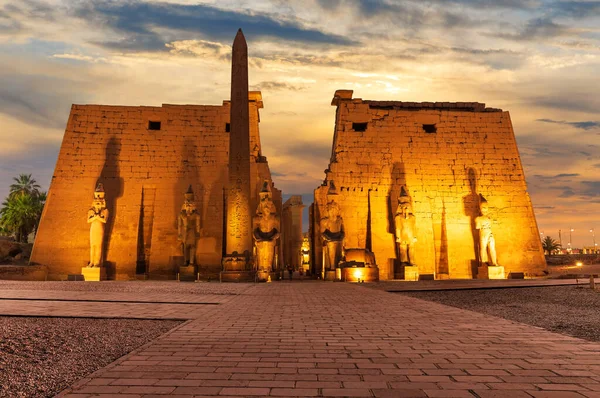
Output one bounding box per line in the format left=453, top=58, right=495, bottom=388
left=312, top=0, right=485, bottom=30
left=537, top=118, right=600, bottom=131
left=250, top=81, right=307, bottom=91
left=0, top=141, right=59, bottom=202
left=491, top=18, right=580, bottom=41
left=528, top=96, right=600, bottom=114
left=0, top=71, right=79, bottom=128
left=72, top=0, right=356, bottom=52
left=581, top=181, right=600, bottom=197
left=559, top=188, right=576, bottom=198
left=276, top=141, right=331, bottom=163
left=0, top=8, right=22, bottom=34
left=549, top=1, right=600, bottom=19
left=534, top=173, right=581, bottom=179
left=420, top=0, right=541, bottom=9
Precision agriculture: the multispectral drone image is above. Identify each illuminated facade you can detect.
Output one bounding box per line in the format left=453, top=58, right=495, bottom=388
left=311, top=90, right=547, bottom=280
left=31, top=95, right=282, bottom=280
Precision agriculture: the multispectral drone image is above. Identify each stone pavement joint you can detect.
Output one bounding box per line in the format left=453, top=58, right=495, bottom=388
left=30, top=281, right=600, bottom=397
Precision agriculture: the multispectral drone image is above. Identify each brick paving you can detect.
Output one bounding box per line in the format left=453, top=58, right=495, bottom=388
left=0, top=281, right=253, bottom=319
left=52, top=281, right=600, bottom=397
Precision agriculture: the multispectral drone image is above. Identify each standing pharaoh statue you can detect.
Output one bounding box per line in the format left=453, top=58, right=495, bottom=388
left=475, top=195, right=498, bottom=266
left=394, top=187, right=417, bottom=266
left=178, top=186, right=201, bottom=266
left=253, top=181, right=280, bottom=273
left=320, top=196, right=344, bottom=271
left=88, top=183, right=109, bottom=268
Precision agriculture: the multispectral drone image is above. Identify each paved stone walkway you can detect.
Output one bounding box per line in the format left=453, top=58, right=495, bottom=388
left=55, top=282, right=600, bottom=398
left=0, top=281, right=250, bottom=319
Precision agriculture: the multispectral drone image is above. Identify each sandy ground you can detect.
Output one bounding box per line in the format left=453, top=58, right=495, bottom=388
left=402, top=285, right=600, bottom=342
left=0, top=317, right=181, bottom=398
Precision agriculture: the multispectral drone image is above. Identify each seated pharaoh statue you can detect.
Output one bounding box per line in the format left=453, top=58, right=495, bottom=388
left=475, top=195, right=498, bottom=266
left=178, top=186, right=201, bottom=266
left=320, top=197, right=344, bottom=271
left=253, top=182, right=280, bottom=273
left=394, top=187, right=417, bottom=266
left=87, top=183, right=109, bottom=268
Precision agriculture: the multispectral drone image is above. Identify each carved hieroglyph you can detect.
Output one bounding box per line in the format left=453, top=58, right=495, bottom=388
left=225, top=28, right=252, bottom=256
left=87, top=183, right=109, bottom=267
left=394, top=187, right=417, bottom=266
left=475, top=195, right=498, bottom=266
left=253, top=181, right=280, bottom=272
left=178, top=186, right=201, bottom=266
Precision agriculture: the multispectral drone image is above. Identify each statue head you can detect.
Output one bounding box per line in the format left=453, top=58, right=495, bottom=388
left=258, top=199, right=276, bottom=219
left=479, top=194, right=489, bottom=215
left=182, top=185, right=197, bottom=215
left=325, top=199, right=340, bottom=219
left=399, top=201, right=412, bottom=217
left=398, top=186, right=412, bottom=216
left=182, top=200, right=197, bottom=215
left=257, top=180, right=276, bottom=218
left=259, top=180, right=272, bottom=203
left=91, top=183, right=106, bottom=211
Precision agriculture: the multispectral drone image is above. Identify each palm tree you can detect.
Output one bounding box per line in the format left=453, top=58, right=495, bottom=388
left=9, top=174, right=40, bottom=199
left=0, top=194, right=39, bottom=242
left=0, top=173, right=47, bottom=242
left=542, top=236, right=561, bottom=255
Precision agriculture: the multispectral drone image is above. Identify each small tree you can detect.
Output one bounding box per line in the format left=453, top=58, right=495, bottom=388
left=542, top=236, right=561, bottom=255
left=9, top=174, right=41, bottom=199
left=0, top=174, right=46, bottom=243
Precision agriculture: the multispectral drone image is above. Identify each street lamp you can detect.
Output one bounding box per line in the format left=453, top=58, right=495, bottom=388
left=568, top=227, right=574, bottom=253
left=558, top=229, right=563, bottom=249
left=591, top=229, right=596, bottom=254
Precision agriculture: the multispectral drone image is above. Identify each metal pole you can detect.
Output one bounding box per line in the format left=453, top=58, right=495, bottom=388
left=559, top=229, right=562, bottom=248
left=569, top=227, right=573, bottom=252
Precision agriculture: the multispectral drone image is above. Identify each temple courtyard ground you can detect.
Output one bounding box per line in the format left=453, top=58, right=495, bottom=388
left=1, top=280, right=600, bottom=398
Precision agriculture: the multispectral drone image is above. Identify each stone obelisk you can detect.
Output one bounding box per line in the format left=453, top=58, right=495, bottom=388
left=224, top=29, right=252, bottom=269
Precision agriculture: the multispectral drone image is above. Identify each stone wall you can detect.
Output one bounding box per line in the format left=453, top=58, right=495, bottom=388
left=312, top=90, right=546, bottom=280
left=31, top=94, right=281, bottom=280
left=281, top=195, right=304, bottom=269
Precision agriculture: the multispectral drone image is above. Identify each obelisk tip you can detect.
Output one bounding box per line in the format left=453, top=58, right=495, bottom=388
left=233, top=28, right=247, bottom=47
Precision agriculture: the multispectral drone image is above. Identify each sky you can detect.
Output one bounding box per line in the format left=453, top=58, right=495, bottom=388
left=0, top=0, right=599, bottom=247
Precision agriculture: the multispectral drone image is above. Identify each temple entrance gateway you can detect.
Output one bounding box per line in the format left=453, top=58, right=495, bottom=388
left=29, top=31, right=546, bottom=282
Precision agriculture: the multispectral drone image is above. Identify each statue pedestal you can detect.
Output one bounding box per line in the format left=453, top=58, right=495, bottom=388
left=341, top=267, right=379, bottom=282
left=220, top=271, right=256, bottom=282
left=178, top=265, right=197, bottom=282
left=81, top=267, right=106, bottom=281
left=404, top=266, right=419, bottom=281
left=220, top=254, right=255, bottom=282
left=324, top=270, right=337, bottom=281
left=478, top=265, right=505, bottom=280
left=256, top=271, right=277, bottom=282
left=222, top=255, right=249, bottom=272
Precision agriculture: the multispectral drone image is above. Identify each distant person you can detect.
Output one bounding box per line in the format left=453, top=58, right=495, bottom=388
left=287, top=265, right=293, bottom=281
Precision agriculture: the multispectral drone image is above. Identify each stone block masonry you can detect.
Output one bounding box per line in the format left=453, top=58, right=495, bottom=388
left=31, top=97, right=281, bottom=280
left=312, top=90, right=546, bottom=280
